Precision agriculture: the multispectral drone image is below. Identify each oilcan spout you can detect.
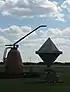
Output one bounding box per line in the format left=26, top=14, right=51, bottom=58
left=39, top=25, right=47, bottom=27
left=5, top=25, right=47, bottom=47
left=13, top=25, right=47, bottom=45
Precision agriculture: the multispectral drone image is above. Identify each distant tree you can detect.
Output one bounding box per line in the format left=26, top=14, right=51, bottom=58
left=23, top=62, right=37, bottom=65
left=53, top=62, right=63, bottom=65
left=64, top=62, right=70, bottom=65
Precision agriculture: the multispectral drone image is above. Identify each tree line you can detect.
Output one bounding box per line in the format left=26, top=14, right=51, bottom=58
left=0, top=61, right=70, bottom=65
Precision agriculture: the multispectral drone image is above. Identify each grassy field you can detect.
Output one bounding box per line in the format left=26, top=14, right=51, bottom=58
left=0, top=65, right=70, bottom=92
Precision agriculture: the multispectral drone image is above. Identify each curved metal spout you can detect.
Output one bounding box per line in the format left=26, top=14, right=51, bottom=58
left=13, top=25, right=47, bottom=46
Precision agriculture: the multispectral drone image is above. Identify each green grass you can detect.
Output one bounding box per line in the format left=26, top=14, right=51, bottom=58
left=0, top=65, right=70, bottom=92
left=0, top=79, right=69, bottom=92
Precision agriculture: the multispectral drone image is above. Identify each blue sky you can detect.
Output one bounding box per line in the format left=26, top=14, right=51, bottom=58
left=0, top=0, right=70, bottom=62
left=0, top=0, right=69, bottom=28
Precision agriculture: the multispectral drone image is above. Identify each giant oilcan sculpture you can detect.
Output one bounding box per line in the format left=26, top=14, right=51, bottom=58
left=36, top=38, right=62, bottom=83
left=3, top=25, right=47, bottom=75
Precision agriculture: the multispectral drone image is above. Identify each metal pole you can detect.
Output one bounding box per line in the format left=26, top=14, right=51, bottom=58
left=13, top=25, right=47, bottom=46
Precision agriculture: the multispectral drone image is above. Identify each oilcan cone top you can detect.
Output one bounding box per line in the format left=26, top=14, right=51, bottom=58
left=36, top=38, right=62, bottom=66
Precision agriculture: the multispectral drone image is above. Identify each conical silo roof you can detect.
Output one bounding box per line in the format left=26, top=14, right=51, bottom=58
left=36, top=38, right=61, bottom=54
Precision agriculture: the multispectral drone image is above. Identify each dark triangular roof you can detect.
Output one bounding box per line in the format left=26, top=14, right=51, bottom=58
left=36, top=38, right=60, bottom=53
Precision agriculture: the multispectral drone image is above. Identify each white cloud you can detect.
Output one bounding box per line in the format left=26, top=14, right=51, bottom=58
left=4, top=25, right=22, bottom=34
left=61, top=0, right=70, bottom=12
left=0, top=36, right=10, bottom=45
left=46, top=27, right=70, bottom=38
left=3, top=25, right=32, bottom=36
left=0, top=0, right=65, bottom=21
left=0, top=25, right=32, bottom=44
